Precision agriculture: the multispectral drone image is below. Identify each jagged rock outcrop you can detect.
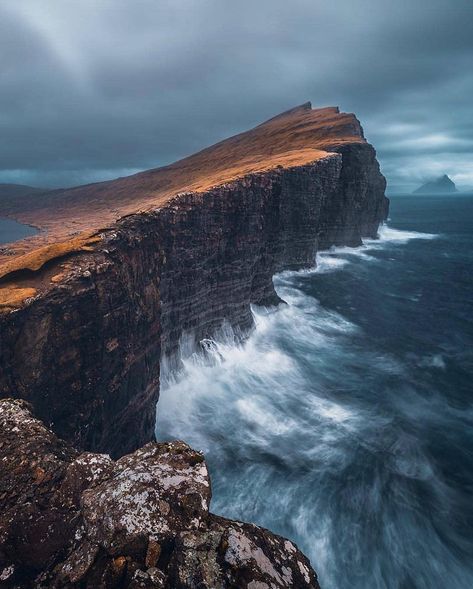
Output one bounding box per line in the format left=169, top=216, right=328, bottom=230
left=0, top=103, right=388, bottom=457
left=0, top=398, right=319, bottom=589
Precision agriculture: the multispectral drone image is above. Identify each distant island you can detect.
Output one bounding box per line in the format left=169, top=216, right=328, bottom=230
left=414, top=174, right=458, bottom=194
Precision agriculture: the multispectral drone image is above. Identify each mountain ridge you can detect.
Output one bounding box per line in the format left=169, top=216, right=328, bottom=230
left=0, top=103, right=366, bottom=281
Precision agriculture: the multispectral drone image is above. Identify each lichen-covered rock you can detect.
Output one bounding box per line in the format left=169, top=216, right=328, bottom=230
left=168, top=517, right=318, bottom=589
left=79, top=442, right=211, bottom=553
left=0, top=398, right=320, bottom=588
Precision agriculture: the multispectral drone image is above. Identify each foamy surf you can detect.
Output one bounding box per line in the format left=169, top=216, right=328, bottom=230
left=280, top=224, right=439, bottom=279
left=314, top=224, right=439, bottom=275
left=374, top=223, right=438, bottom=243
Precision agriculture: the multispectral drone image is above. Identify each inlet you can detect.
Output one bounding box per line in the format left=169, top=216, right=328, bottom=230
left=0, top=218, right=38, bottom=246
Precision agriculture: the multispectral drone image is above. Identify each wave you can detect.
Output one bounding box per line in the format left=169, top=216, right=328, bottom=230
left=277, top=224, right=439, bottom=281
left=374, top=224, right=438, bottom=244
left=311, top=224, right=439, bottom=276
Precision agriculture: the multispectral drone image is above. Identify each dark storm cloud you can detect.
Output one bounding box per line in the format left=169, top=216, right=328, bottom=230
left=0, top=0, right=472, bottom=191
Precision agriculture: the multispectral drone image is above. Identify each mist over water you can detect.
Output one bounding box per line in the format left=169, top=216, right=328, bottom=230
left=156, top=195, right=473, bottom=589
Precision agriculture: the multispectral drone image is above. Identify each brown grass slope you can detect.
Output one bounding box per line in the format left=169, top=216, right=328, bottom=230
left=0, top=102, right=365, bottom=286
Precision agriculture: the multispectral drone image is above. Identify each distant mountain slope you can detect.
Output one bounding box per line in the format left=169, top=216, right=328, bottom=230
left=0, top=184, right=47, bottom=208
left=414, top=175, right=458, bottom=194
left=0, top=183, right=45, bottom=197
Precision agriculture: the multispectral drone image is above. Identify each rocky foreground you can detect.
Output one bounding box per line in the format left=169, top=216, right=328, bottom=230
left=0, top=399, right=319, bottom=588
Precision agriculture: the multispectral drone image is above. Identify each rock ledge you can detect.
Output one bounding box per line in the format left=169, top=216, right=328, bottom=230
left=0, top=398, right=320, bottom=589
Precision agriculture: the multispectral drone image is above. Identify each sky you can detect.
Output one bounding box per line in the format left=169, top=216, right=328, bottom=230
left=0, top=0, right=472, bottom=193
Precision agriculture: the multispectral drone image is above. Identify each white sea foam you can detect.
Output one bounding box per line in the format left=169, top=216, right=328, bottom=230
left=314, top=254, right=350, bottom=273
left=374, top=224, right=438, bottom=244
left=312, top=224, right=439, bottom=275
left=276, top=224, right=439, bottom=281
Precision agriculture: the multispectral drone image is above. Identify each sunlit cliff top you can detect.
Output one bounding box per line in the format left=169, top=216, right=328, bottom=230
left=0, top=102, right=366, bottom=290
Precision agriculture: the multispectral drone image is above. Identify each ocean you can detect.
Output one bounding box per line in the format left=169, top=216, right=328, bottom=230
left=156, top=193, right=473, bottom=589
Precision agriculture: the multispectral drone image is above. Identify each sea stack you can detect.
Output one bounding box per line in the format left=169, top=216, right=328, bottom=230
left=0, top=103, right=388, bottom=588
left=414, top=174, right=458, bottom=194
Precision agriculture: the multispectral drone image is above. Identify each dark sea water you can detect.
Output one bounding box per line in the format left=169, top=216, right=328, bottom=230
left=0, top=218, right=37, bottom=245
left=157, top=194, right=473, bottom=589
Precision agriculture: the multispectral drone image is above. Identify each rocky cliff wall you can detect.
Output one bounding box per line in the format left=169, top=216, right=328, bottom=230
left=0, top=143, right=387, bottom=457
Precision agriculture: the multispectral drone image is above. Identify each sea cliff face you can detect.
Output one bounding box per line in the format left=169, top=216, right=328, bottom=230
left=0, top=144, right=387, bottom=457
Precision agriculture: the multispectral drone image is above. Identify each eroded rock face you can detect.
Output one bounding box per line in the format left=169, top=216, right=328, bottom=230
left=0, top=146, right=388, bottom=457
left=0, top=399, right=320, bottom=588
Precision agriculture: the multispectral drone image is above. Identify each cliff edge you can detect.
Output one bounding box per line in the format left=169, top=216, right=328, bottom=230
left=0, top=103, right=372, bottom=280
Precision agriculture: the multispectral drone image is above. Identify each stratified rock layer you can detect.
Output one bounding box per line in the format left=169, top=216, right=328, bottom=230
left=0, top=398, right=320, bottom=589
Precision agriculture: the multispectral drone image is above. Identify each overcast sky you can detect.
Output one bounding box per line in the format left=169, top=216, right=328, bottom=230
left=0, top=0, right=472, bottom=193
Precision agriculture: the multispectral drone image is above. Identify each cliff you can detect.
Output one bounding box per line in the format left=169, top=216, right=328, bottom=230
left=0, top=398, right=320, bottom=588
left=0, top=102, right=388, bottom=457
left=0, top=102, right=388, bottom=587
